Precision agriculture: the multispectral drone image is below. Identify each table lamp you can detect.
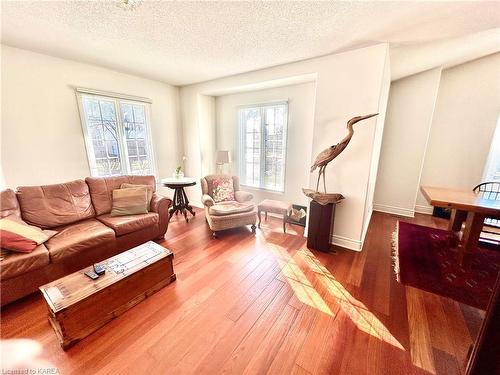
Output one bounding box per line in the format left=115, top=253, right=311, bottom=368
left=216, top=150, right=231, bottom=174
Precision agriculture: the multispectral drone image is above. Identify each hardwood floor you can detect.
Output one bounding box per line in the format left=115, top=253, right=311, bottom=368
left=1, top=210, right=484, bottom=374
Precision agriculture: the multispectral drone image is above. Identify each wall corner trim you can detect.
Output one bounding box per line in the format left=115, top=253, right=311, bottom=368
left=414, top=204, right=434, bottom=215
left=373, top=203, right=415, bottom=218
left=331, top=235, right=363, bottom=252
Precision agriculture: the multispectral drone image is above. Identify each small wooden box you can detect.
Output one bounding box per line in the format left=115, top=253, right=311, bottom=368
left=40, top=242, right=175, bottom=350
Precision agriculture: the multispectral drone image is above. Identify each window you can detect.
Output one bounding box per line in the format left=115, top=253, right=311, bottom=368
left=77, top=91, right=156, bottom=177
left=483, top=114, right=500, bottom=182
left=238, top=102, right=288, bottom=192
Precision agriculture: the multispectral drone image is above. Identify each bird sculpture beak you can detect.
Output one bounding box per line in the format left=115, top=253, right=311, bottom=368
left=347, top=113, right=379, bottom=127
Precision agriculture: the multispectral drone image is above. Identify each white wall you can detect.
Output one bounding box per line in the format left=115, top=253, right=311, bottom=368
left=215, top=82, right=316, bottom=206
left=374, top=68, right=442, bottom=216
left=374, top=53, right=500, bottom=215
left=180, top=44, right=389, bottom=250
left=391, top=28, right=500, bottom=81
left=416, top=53, right=500, bottom=208
left=198, top=95, right=216, bottom=178
left=362, top=47, right=391, bottom=242
left=1, top=45, right=181, bottom=197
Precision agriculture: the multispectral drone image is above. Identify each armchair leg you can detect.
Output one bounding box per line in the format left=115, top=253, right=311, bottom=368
left=251, top=224, right=256, bottom=234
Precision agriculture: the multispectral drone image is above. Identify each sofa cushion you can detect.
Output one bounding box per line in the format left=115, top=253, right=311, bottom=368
left=45, top=219, right=115, bottom=263
left=111, top=187, right=149, bottom=216
left=16, top=180, right=95, bottom=229
left=120, top=183, right=153, bottom=210
left=86, top=176, right=156, bottom=215
left=0, top=244, right=50, bottom=280
left=1, top=189, right=21, bottom=219
left=97, top=213, right=159, bottom=236
left=209, top=201, right=255, bottom=216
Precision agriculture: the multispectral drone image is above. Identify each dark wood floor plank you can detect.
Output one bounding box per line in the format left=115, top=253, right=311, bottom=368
left=219, top=282, right=295, bottom=374
left=242, top=304, right=299, bottom=374
left=0, top=210, right=484, bottom=375
left=194, top=278, right=285, bottom=374
left=406, top=286, right=437, bottom=374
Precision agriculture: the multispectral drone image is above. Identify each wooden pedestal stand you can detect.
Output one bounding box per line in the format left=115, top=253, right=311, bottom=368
left=307, top=201, right=336, bottom=252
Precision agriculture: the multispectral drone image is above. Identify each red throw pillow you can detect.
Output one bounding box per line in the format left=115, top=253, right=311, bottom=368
left=0, top=216, right=56, bottom=253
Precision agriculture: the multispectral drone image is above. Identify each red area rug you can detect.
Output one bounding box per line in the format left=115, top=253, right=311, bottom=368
left=393, top=221, right=500, bottom=310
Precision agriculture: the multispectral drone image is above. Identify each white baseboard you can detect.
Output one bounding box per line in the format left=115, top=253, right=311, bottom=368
left=331, top=234, right=362, bottom=252
left=414, top=204, right=433, bottom=215
left=373, top=203, right=415, bottom=218
left=361, top=207, right=373, bottom=244
left=190, top=200, right=203, bottom=209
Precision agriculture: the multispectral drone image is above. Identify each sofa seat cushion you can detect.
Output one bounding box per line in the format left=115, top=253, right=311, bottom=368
left=0, top=244, right=50, bottom=280
left=46, top=219, right=115, bottom=263
left=97, top=213, right=159, bottom=236
left=209, top=201, right=255, bottom=216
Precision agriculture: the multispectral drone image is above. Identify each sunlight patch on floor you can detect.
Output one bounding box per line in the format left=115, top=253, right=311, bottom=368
left=299, top=248, right=404, bottom=350
left=267, top=242, right=333, bottom=316
left=268, top=241, right=404, bottom=350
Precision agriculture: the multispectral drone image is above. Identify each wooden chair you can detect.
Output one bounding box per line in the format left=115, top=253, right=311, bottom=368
left=473, top=182, right=500, bottom=229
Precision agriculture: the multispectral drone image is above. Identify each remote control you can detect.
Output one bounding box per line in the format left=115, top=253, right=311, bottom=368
left=84, top=270, right=99, bottom=280
left=93, top=263, right=106, bottom=275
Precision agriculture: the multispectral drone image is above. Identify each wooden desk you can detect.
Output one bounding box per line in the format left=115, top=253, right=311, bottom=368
left=421, top=186, right=500, bottom=255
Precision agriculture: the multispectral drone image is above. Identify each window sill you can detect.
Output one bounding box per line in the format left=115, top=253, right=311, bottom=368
left=240, top=185, right=285, bottom=195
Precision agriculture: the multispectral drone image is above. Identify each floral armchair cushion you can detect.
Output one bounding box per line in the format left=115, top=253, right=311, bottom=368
left=211, top=176, right=235, bottom=203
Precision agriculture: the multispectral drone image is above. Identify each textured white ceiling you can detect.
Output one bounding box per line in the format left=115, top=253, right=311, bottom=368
left=2, top=1, right=499, bottom=86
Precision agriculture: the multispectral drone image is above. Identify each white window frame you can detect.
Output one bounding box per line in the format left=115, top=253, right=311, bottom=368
left=482, top=114, right=500, bottom=182
left=76, top=89, right=157, bottom=178
left=238, top=101, right=288, bottom=193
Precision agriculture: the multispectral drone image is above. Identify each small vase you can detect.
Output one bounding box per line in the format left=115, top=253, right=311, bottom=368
left=173, top=171, right=184, bottom=179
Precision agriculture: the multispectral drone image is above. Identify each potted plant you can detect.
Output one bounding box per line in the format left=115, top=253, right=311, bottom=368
left=173, top=165, right=184, bottom=179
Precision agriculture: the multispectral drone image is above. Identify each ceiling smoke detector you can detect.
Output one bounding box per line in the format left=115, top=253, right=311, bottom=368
left=117, top=0, right=142, bottom=11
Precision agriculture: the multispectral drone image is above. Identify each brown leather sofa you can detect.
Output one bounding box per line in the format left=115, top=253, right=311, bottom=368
left=0, top=175, right=171, bottom=306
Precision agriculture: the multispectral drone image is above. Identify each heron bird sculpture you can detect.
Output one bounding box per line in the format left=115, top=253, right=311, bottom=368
left=311, top=113, right=378, bottom=193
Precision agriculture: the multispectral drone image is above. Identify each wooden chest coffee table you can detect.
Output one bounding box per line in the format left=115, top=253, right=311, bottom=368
left=40, top=241, right=175, bottom=350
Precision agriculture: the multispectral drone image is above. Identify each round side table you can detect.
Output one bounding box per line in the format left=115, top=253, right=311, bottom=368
left=161, top=177, right=197, bottom=222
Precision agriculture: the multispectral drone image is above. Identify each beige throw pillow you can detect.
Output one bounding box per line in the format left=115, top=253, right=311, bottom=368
left=120, top=183, right=153, bottom=210
left=111, top=187, right=148, bottom=216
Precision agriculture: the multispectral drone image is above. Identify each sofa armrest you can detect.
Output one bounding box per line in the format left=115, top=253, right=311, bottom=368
left=150, top=193, right=172, bottom=237
left=235, top=191, right=253, bottom=203
left=202, top=194, right=215, bottom=207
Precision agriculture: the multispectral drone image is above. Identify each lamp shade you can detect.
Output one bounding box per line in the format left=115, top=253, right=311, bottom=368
left=216, top=150, right=231, bottom=164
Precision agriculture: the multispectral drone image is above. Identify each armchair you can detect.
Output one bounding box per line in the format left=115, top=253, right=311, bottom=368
left=200, top=175, right=257, bottom=238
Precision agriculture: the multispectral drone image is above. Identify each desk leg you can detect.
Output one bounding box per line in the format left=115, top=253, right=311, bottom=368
left=448, top=209, right=467, bottom=232
left=460, top=212, right=485, bottom=256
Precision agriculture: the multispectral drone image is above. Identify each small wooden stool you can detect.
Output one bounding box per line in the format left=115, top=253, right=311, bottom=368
left=258, top=199, right=292, bottom=233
